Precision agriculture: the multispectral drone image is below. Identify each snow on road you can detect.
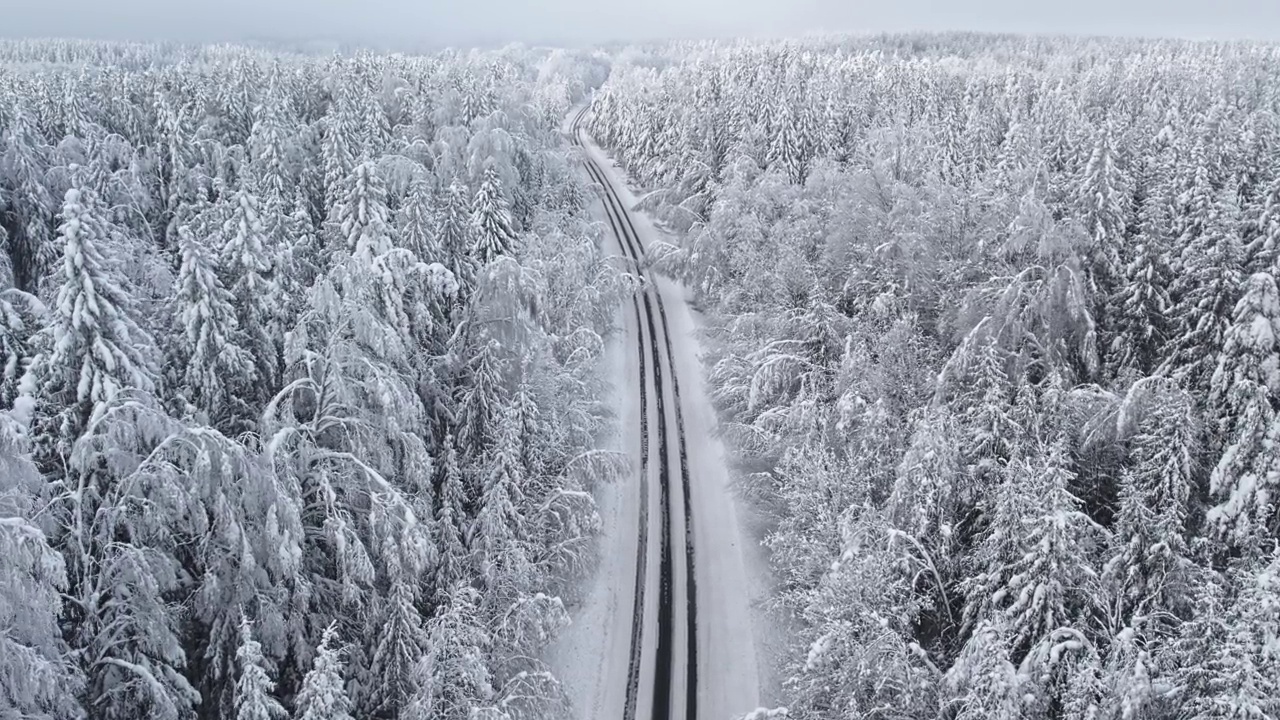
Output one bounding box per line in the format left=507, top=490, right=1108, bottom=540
left=547, top=107, right=764, bottom=720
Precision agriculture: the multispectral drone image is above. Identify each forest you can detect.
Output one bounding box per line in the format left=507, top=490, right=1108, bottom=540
left=6, top=28, right=1280, bottom=720
left=0, top=38, right=624, bottom=720
left=589, top=33, right=1280, bottom=720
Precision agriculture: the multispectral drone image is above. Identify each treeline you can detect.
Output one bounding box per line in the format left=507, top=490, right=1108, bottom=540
left=0, top=38, right=621, bottom=720
left=591, top=34, right=1280, bottom=719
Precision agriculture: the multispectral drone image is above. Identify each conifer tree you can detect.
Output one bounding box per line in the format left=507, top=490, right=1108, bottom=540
left=438, top=179, right=477, bottom=296
left=1105, top=378, right=1198, bottom=621
left=220, top=186, right=281, bottom=396
left=295, top=624, right=354, bottom=720
left=433, top=437, right=471, bottom=605
left=362, top=577, right=429, bottom=718
left=471, top=165, right=517, bottom=265
left=0, top=110, right=54, bottom=293
left=173, top=225, right=256, bottom=428
left=398, top=175, right=440, bottom=262
left=22, top=186, right=156, bottom=474
left=235, top=617, right=287, bottom=720
left=1207, top=273, right=1280, bottom=547
left=0, top=416, right=82, bottom=720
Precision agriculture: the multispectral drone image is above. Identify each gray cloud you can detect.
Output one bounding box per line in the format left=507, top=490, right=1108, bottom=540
left=2, top=0, right=1279, bottom=47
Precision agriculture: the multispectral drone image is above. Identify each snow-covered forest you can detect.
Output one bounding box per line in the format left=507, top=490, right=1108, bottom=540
left=589, top=34, right=1280, bottom=719
left=0, top=38, right=626, bottom=720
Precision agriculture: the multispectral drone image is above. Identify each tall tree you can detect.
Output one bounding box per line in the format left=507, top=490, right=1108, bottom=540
left=295, top=624, right=354, bottom=720
left=471, top=165, right=517, bottom=266
left=172, top=225, right=256, bottom=428
left=235, top=618, right=287, bottom=720
left=21, top=186, right=156, bottom=475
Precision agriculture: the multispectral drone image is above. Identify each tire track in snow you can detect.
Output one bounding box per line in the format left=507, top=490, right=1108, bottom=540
left=571, top=104, right=699, bottom=720
left=569, top=105, right=652, bottom=720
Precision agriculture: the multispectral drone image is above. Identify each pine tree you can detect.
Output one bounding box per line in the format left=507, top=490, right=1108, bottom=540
left=945, top=620, right=1023, bottom=720
left=1207, top=273, right=1280, bottom=547
left=0, top=259, right=40, bottom=409
left=405, top=584, right=496, bottom=720
left=1184, top=555, right=1280, bottom=720
left=321, top=100, right=358, bottom=213
left=235, top=617, right=287, bottom=720
left=295, top=624, right=354, bottom=720
left=1105, top=378, right=1198, bottom=621
left=220, top=186, right=281, bottom=396
left=437, top=180, right=477, bottom=297
left=0, top=416, right=83, bottom=719
left=0, top=109, right=55, bottom=293
left=471, top=165, right=517, bottom=265
left=993, top=440, right=1103, bottom=662
left=1108, top=231, right=1172, bottom=380
left=1163, top=179, right=1245, bottom=394
left=766, top=96, right=807, bottom=184
left=21, top=187, right=156, bottom=474
left=475, top=411, right=533, bottom=597
left=250, top=94, right=294, bottom=208
left=173, top=225, right=256, bottom=428
left=433, top=438, right=471, bottom=606
left=330, top=160, right=393, bottom=267
left=399, top=175, right=440, bottom=262
left=1079, top=122, right=1130, bottom=305
left=363, top=577, right=429, bottom=718
left=1245, top=172, right=1280, bottom=274
left=1209, top=272, right=1280, bottom=418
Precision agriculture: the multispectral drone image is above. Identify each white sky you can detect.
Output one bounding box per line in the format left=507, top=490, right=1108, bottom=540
left=3, top=0, right=1279, bottom=46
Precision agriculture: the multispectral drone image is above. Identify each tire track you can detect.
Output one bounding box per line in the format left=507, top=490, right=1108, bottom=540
left=568, top=105, right=651, bottom=720
left=571, top=105, right=699, bottom=720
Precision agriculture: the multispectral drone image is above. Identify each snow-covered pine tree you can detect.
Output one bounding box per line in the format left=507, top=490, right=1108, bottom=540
left=1245, top=171, right=1280, bottom=275
left=1079, top=121, right=1130, bottom=301
left=398, top=175, right=440, bottom=262
left=361, top=574, right=429, bottom=718
left=471, top=164, right=517, bottom=265
left=438, top=179, right=478, bottom=297
left=1107, top=230, right=1173, bottom=381
left=1104, top=378, right=1198, bottom=622
left=0, top=253, right=42, bottom=409
left=20, top=186, right=156, bottom=475
left=235, top=617, right=287, bottom=720
left=1163, top=177, right=1245, bottom=395
left=220, top=185, right=282, bottom=398
left=321, top=99, right=358, bottom=214
left=330, top=160, right=393, bottom=268
left=1207, top=272, right=1280, bottom=548
left=405, top=584, right=497, bottom=720
left=1181, top=555, right=1280, bottom=720
left=433, top=437, right=472, bottom=606
left=250, top=93, right=295, bottom=208
left=766, top=96, right=806, bottom=184
left=0, top=109, right=55, bottom=293
left=944, top=620, right=1023, bottom=720
left=295, top=624, right=354, bottom=720
left=474, top=410, right=534, bottom=599
left=172, top=225, right=256, bottom=429
left=992, top=440, right=1103, bottom=663
left=0, top=414, right=82, bottom=719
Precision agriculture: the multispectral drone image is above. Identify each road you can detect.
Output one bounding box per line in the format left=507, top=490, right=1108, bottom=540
left=558, top=105, right=762, bottom=720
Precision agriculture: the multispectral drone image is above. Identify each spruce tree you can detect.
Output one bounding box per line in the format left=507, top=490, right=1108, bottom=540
left=295, top=624, right=354, bottom=720
left=22, top=186, right=156, bottom=475
left=471, top=165, right=517, bottom=265
left=173, top=225, right=256, bottom=428
left=235, top=617, right=287, bottom=720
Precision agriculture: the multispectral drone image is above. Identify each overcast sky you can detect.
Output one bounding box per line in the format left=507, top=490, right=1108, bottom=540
left=4, top=0, right=1280, bottom=47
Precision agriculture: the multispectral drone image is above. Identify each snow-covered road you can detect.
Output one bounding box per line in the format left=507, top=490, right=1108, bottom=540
left=547, top=106, right=762, bottom=720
